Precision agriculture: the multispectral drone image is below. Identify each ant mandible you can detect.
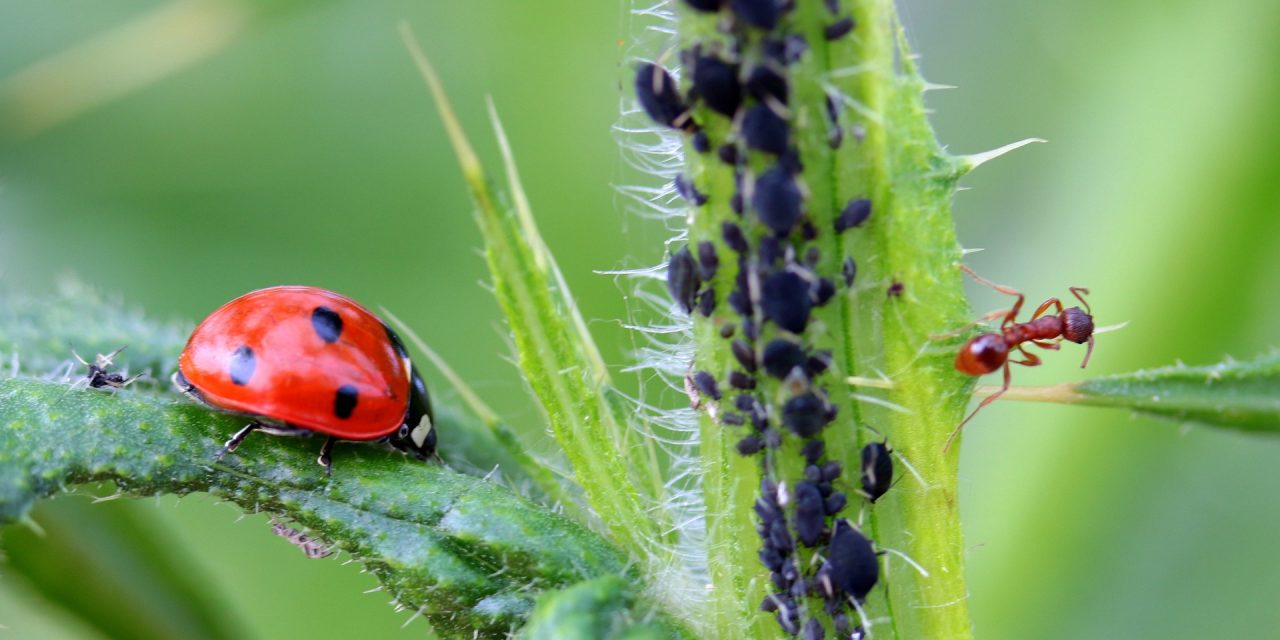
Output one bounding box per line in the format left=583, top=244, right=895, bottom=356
left=946, top=266, right=1096, bottom=452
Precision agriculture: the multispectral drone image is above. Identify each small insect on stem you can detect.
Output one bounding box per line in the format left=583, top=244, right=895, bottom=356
left=947, top=265, right=1096, bottom=452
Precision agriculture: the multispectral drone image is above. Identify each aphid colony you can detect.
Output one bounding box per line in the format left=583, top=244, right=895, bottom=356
left=638, top=1, right=888, bottom=636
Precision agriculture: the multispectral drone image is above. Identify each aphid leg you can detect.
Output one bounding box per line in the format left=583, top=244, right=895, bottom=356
left=317, top=436, right=336, bottom=476
left=959, top=265, right=1024, bottom=327
left=1029, top=297, right=1063, bottom=321
left=218, top=422, right=262, bottom=460
left=1070, top=287, right=1092, bottom=314
left=944, top=362, right=1011, bottom=453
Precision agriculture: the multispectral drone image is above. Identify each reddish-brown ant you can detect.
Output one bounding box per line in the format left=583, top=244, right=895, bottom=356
left=946, top=266, right=1096, bottom=451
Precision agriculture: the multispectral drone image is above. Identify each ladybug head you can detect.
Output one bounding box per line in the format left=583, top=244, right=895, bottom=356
left=391, top=366, right=437, bottom=460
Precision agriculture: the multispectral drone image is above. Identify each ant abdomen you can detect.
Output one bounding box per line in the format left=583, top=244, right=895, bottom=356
left=955, top=333, right=1008, bottom=375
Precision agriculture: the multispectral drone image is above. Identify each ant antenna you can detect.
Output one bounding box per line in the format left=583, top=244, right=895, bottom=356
left=1070, top=287, right=1092, bottom=315
left=1080, top=335, right=1095, bottom=369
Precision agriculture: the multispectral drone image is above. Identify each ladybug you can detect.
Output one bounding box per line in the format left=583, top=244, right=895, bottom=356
left=172, top=286, right=436, bottom=474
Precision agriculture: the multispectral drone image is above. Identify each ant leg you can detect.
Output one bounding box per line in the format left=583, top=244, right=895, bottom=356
left=929, top=307, right=1008, bottom=340
left=1030, top=298, right=1064, bottom=321
left=1070, top=287, right=1092, bottom=314
left=217, top=422, right=261, bottom=460
left=959, top=265, right=1024, bottom=327
left=1031, top=339, right=1061, bottom=351
left=1008, top=346, right=1042, bottom=368
left=317, top=436, right=336, bottom=476
left=944, top=362, right=1011, bottom=453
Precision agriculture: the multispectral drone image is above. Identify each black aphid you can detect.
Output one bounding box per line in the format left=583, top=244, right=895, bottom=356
left=806, top=351, right=832, bottom=376
left=667, top=245, right=699, bottom=313
left=824, top=492, right=847, bottom=515
left=768, top=518, right=794, bottom=553
left=737, top=434, right=764, bottom=455
left=761, top=271, right=812, bottom=333
left=728, top=289, right=753, bottom=317
left=732, top=340, right=758, bottom=372
left=730, top=191, right=745, bottom=215
left=782, top=392, right=828, bottom=437
left=720, top=323, right=736, bottom=338
left=635, top=63, right=688, bottom=130
left=802, top=618, right=825, bottom=640
left=693, top=55, right=743, bottom=116
left=762, top=427, right=782, bottom=448
left=730, top=0, right=781, bottom=30
left=802, top=440, right=825, bottom=464
left=784, top=35, right=809, bottom=64
left=860, top=441, right=894, bottom=503
left=722, top=412, right=745, bottom=426
left=821, top=460, right=842, bottom=481
left=758, top=235, right=783, bottom=266
left=823, top=0, right=839, bottom=14
left=812, top=278, right=836, bottom=306
left=722, top=221, right=749, bottom=253
left=825, top=93, right=843, bottom=149
left=780, top=148, right=804, bottom=175
left=759, top=545, right=783, bottom=572
left=842, top=256, right=857, bottom=287
left=693, top=370, right=723, bottom=401
left=728, top=370, right=757, bottom=390
left=888, top=280, right=904, bottom=297
left=742, top=105, right=790, bottom=156
left=823, top=519, right=878, bottom=600
left=794, top=481, right=824, bottom=547
left=835, top=197, right=872, bottom=232
left=692, top=130, right=711, bottom=153
left=742, top=318, right=760, bottom=341
left=684, top=0, right=724, bottom=11
left=718, top=143, right=740, bottom=165
left=697, top=289, right=716, bottom=317
left=762, top=338, right=806, bottom=379
left=735, top=394, right=757, bottom=414
left=752, top=165, right=803, bottom=236
left=675, top=174, right=707, bottom=206
left=824, top=17, right=855, bottom=40
left=697, top=241, right=719, bottom=281
left=746, top=65, right=789, bottom=105
left=804, top=246, right=821, bottom=268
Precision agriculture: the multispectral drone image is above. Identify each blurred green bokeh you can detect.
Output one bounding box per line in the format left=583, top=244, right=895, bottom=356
left=2, top=1, right=1279, bottom=638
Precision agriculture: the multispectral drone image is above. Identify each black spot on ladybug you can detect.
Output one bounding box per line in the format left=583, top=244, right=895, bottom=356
left=383, top=323, right=410, bottom=359
left=746, top=65, right=789, bottom=105
left=334, top=384, right=359, bottom=419
left=693, top=370, right=722, bottom=401
left=667, top=245, right=699, bottom=313
left=636, top=63, right=689, bottom=130
left=730, top=0, right=781, bottom=29
left=835, top=198, right=872, bottom=232
left=311, top=306, right=343, bottom=344
left=823, top=519, right=879, bottom=600
left=697, top=241, right=719, bottom=281
left=861, top=441, right=894, bottom=503
left=742, top=105, right=789, bottom=155
left=762, top=338, right=806, bottom=379
left=762, top=271, right=812, bottom=333
left=752, top=165, right=802, bottom=236
left=722, top=222, right=749, bottom=253
left=782, top=392, right=829, bottom=437
left=693, top=55, right=743, bottom=116
left=692, top=130, right=711, bottom=153
left=229, top=346, right=256, bottom=386
left=824, top=16, right=855, bottom=40
left=684, top=0, right=723, bottom=12
left=842, top=257, right=857, bottom=287
left=794, top=481, right=824, bottom=547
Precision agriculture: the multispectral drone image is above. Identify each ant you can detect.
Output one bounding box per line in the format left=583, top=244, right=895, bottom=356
left=946, top=266, right=1095, bottom=451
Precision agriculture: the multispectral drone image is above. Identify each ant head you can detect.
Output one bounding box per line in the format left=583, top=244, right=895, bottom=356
left=954, top=333, right=1008, bottom=376
left=1061, top=307, right=1094, bottom=344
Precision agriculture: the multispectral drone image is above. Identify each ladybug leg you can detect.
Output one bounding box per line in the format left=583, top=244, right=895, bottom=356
left=317, top=436, right=336, bottom=476
left=217, top=422, right=262, bottom=460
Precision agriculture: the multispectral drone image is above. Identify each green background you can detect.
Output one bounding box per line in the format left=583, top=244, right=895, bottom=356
left=2, top=1, right=1278, bottom=638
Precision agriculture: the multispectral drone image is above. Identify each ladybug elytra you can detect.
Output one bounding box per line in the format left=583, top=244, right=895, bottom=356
left=173, top=286, right=436, bottom=474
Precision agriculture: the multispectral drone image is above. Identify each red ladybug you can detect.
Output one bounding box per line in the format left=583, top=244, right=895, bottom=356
left=173, top=286, right=436, bottom=474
